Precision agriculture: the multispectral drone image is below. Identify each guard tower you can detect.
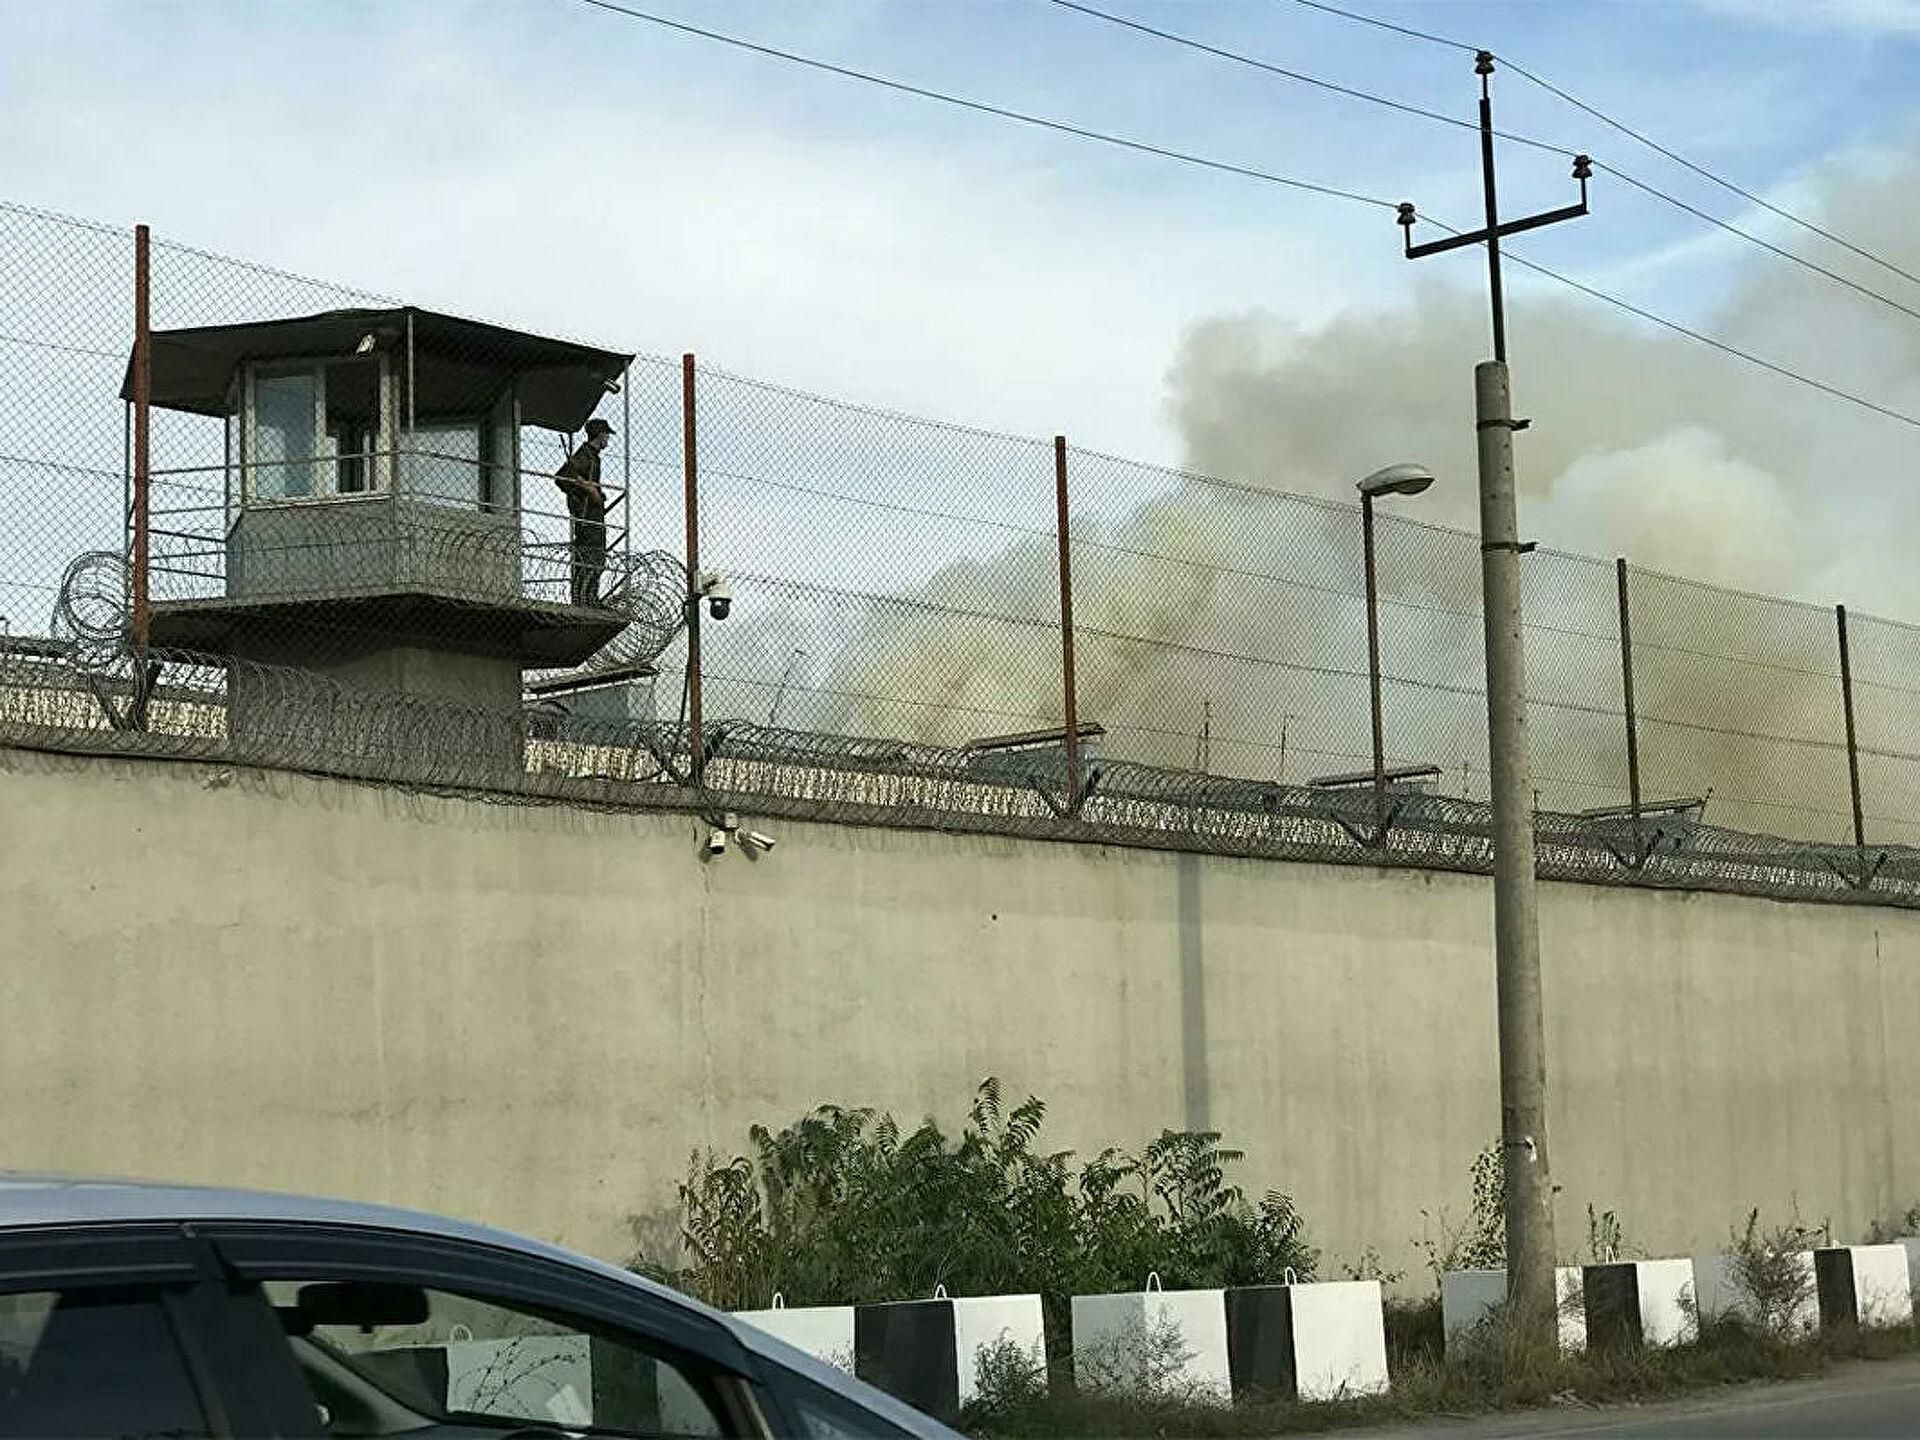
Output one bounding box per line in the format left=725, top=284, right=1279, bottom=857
left=125, top=307, right=634, bottom=769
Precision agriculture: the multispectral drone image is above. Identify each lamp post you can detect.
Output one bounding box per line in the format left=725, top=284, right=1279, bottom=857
left=1358, top=463, right=1436, bottom=837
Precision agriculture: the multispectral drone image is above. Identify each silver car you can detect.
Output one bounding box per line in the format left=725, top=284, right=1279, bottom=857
left=0, top=1174, right=961, bottom=1439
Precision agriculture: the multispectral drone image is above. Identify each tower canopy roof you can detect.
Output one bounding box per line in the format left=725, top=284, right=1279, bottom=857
left=122, top=306, right=633, bottom=433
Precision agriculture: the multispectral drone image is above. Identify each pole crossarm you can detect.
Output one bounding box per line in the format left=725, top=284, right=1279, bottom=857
left=1401, top=196, right=1589, bottom=258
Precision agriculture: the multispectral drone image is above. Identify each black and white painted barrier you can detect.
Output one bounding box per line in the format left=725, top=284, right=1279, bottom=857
left=1443, top=1267, right=1588, bottom=1353
left=1813, top=1245, right=1914, bottom=1328
left=1581, top=1259, right=1698, bottom=1349
left=734, top=1290, right=1046, bottom=1419
left=1694, top=1243, right=1915, bottom=1333
left=733, top=1295, right=856, bottom=1372
left=1446, top=1260, right=1711, bottom=1354
left=1070, top=1273, right=1389, bottom=1402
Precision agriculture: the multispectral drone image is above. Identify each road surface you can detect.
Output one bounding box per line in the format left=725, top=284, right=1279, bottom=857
left=1342, top=1358, right=1920, bottom=1438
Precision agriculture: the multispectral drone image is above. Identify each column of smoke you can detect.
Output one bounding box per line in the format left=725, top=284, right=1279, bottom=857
left=821, top=143, right=1920, bottom=844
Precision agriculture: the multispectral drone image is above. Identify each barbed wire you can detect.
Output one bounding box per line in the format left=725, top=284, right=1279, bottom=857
left=1, top=641, right=1908, bottom=906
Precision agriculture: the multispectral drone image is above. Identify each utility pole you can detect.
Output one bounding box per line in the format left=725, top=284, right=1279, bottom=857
left=1396, top=51, right=1592, bottom=1345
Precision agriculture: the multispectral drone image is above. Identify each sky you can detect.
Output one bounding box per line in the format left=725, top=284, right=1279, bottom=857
left=3, top=0, right=1917, bottom=467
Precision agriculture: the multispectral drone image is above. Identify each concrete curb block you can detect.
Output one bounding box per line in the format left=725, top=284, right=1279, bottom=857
left=1442, top=1267, right=1587, bottom=1354
left=1072, top=1276, right=1388, bottom=1402
left=735, top=1292, right=1045, bottom=1420
left=1815, top=1244, right=1915, bottom=1328
left=732, top=1298, right=855, bottom=1372
left=1583, top=1259, right=1698, bottom=1349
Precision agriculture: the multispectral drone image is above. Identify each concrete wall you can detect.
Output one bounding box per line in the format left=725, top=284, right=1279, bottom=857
left=5, top=745, right=1917, bottom=1280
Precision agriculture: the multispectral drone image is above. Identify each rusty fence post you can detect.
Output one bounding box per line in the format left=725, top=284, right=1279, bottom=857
left=622, top=359, right=633, bottom=572
left=131, top=223, right=151, bottom=654
left=1053, top=436, right=1080, bottom=814
left=681, top=353, right=703, bottom=778
left=1615, top=558, right=1642, bottom=863
left=1836, top=603, right=1866, bottom=853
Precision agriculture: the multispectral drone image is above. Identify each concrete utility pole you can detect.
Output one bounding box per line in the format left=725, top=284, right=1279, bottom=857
left=1396, top=51, right=1593, bottom=1345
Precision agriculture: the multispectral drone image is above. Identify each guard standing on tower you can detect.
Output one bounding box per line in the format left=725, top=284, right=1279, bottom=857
left=555, top=417, right=613, bottom=605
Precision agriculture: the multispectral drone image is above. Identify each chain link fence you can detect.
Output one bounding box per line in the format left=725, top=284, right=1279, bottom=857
left=4, top=198, right=1916, bottom=907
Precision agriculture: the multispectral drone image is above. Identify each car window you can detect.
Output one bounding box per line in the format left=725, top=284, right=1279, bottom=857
left=776, top=1371, right=918, bottom=1440
left=0, top=1285, right=210, bottom=1439
left=263, top=1280, right=730, bottom=1438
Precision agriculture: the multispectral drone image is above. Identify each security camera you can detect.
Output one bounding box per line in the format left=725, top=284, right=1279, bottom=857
left=740, top=829, right=776, bottom=854
left=704, top=827, right=728, bottom=856
left=696, top=569, right=733, bottom=621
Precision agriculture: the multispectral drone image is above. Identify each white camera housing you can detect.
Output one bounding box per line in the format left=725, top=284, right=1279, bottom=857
left=696, top=569, right=733, bottom=621
left=704, top=827, right=728, bottom=856
left=741, top=830, right=776, bottom=854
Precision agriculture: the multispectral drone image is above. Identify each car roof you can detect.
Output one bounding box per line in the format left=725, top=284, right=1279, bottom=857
left=0, top=1173, right=957, bottom=1439
left=0, top=1172, right=663, bottom=1285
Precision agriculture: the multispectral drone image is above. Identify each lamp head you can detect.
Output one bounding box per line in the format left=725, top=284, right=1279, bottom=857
left=1357, top=463, right=1436, bottom=498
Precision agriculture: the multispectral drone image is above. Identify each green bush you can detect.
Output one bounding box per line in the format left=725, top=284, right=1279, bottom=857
left=961, top=1335, right=1049, bottom=1428
left=632, top=1077, right=1318, bottom=1367
left=1725, top=1206, right=1827, bottom=1339
left=1382, top=1295, right=1443, bottom=1371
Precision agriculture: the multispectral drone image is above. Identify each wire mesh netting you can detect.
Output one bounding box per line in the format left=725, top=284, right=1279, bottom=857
left=4, top=197, right=1918, bottom=908
left=1838, top=607, right=1920, bottom=853
left=1625, top=565, right=1855, bottom=846
left=691, top=365, right=1061, bottom=744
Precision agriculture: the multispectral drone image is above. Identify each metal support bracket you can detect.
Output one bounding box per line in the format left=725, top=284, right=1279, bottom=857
left=1031, top=765, right=1102, bottom=820
left=1327, top=797, right=1405, bottom=849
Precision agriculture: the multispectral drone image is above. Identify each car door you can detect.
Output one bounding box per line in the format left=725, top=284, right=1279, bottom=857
left=0, top=1222, right=323, bottom=1439
left=197, top=1219, right=776, bottom=1438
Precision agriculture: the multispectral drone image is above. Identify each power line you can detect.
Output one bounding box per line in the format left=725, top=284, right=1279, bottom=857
left=1053, top=0, right=1920, bottom=330
left=1280, top=0, right=1920, bottom=293
left=1286, top=0, right=1478, bottom=54
left=1045, top=0, right=1568, bottom=161
left=1499, top=242, right=1920, bottom=432
left=1497, top=54, right=1920, bottom=293
left=1409, top=187, right=1920, bottom=432
left=570, top=0, right=1920, bottom=433
left=1597, top=164, right=1920, bottom=327
left=570, top=0, right=1399, bottom=211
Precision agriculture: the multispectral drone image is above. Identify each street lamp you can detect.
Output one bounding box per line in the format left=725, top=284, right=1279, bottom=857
left=1357, top=464, right=1436, bottom=837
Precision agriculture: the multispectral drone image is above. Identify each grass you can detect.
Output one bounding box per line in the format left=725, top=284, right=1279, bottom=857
left=960, top=1314, right=1920, bottom=1438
